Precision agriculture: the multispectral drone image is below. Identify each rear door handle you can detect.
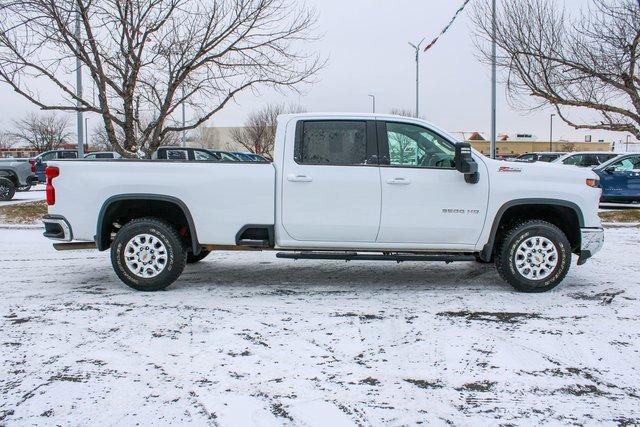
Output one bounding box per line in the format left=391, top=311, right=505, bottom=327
left=287, top=174, right=313, bottom=183
left=386, top=177, right=411, bottom=185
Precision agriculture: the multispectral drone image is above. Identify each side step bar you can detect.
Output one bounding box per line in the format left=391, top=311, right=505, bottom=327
left=237, top=239, right=271, bottom=248
left=276, top=251, right=476, bottom=263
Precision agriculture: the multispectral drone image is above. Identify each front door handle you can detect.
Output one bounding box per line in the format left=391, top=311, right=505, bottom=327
left=287, top=174, right=313, bottom=183
left=386, top=177, right=411, bottom=185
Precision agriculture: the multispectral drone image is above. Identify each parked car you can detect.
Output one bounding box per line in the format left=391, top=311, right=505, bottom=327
left=551, top=152, right=618, bottom=168
left=31, top=150, right=78, bottom=183
left=43, top=113, right=603, bottom=293
left=84, top=152, right=121, bottom=160
left=514, top=152, right=565, bottom=162
left=594, top=153, right=640, bottom=203
left=0, top=158, right=38, bottom=200
left=153, top=147, right=240, bottom=162
left=245, top=153, right=270, bottom=162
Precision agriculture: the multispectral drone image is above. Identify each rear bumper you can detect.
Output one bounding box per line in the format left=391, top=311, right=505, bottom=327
left=42, top=215, right=73, bottom=242
left=577, top=227, right=604, bottom=265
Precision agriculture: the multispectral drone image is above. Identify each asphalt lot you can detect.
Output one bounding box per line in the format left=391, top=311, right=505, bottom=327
left=1, top=227, right=639, bottom=425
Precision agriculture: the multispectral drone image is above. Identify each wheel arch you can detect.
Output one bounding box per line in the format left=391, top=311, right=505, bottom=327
left=0, top=169, right=19, bottom=185
left=480, top=199, right=584, bottom=262
left=96, top=194, right=200, bottom=254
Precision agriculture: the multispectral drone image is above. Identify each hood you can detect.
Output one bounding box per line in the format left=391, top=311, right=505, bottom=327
left=487, top=157, right=599, bottom=180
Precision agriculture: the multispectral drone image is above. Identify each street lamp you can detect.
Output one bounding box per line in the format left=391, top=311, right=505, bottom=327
left=408, top=39, right=425, bottom=118
left=549, top=113, right=556, bottom=151
left=368, top=94, right=376, bottom=113
left=489, top=0, right=498, bottom=159
left=75, top=5, right=84, bottom=157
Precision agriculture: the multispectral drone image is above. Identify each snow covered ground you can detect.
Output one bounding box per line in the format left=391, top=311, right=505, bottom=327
left=1, top=228, right=639, bottom=426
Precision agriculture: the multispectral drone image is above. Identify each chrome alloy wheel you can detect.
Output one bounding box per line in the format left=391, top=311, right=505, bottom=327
left=124, top=233, right=168, bottom=278
left=514, top=236, right=558, bottom=281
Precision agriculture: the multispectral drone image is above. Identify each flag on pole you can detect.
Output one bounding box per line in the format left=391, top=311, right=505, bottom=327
left=424, top=0, right=474, bottom=52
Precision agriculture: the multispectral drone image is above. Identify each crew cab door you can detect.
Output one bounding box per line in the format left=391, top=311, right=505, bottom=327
left=376, top=121, right=489, bottom=246
left=600, top=155, right=640, bottom=199
left=281, top=120, right=381, bottom=242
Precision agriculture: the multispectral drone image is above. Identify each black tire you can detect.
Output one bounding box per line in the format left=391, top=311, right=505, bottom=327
left=110, top=218, right=187, bottom=291
left=0, top=177, right=16, bottom=201
left=187, top=249, right=211, bottom=264
left=495, top=220, right=571, bottom=293
left=16, top=185, right=31, bottom=192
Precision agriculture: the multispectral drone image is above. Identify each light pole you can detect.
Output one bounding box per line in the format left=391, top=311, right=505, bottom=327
left=75, top=5, right=84, bottom=157
left=84, top=117, right=89, bottom=150
left=490, top=0, right=497, bottom=159
left=549, top=113, right=555, bottom=151
left=409, top=39, right=425, bottom=118
left=181, top=85, right=186, bottom=148
left=368, top=94, right=376, bottom=113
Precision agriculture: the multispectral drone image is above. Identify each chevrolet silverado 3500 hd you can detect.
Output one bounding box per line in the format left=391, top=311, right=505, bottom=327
left=42, top=113, right=604, bottom=292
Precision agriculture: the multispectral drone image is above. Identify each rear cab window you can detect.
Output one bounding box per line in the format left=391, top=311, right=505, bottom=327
left=295, top=121, right=376, bottom=166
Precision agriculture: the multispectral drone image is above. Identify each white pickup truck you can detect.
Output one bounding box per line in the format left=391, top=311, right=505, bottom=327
left=42, top=113, right=604, bottom=293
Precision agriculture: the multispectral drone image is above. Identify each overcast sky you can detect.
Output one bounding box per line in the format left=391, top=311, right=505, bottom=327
left=0, top=0, right=632, bottom=143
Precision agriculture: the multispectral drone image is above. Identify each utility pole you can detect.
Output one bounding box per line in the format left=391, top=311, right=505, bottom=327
left=75, top=4, right=84, bottom=157
left=490, top=0, right=497, bottom=159
left=368, top=94, right=376, bottom=113
left=181, top=85, right=186, bottom=148
left=84, top=117, right=89, bottom=150
left=409, top=39, right=425, bottom=118
left=549, top=113, right=555, bottom=152
left=627, top=134, right=630, bottom=152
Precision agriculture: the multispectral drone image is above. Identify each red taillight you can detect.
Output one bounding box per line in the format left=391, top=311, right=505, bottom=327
left=29, top=159, right=36, bottom=173
left=45, top=166, right=59, bottom=206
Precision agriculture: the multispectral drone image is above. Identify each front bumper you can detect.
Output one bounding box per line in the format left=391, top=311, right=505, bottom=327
left=42, top=215, right=73, bottom=242
left=577, top=227, right=604, bottom=265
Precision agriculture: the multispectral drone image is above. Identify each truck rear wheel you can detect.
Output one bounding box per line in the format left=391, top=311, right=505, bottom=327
left=0, top=178, right=16, bottom=201
left=111, top=218, right=187, bottom=291
left=495, top=220, right=571, bottom=293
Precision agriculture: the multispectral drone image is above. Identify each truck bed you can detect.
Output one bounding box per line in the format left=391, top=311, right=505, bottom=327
left=47, top=160, right=276, bottom=245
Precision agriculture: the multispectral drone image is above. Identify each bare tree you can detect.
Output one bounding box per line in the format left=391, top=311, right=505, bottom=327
left=0, top=0, right=323, bottom=158
left=90, top=117, right=181, bottom=153
left=390, top=108, right=418, bottom=118
left=0, top=131, right=16, bottom=151
left=472, top=0, right=640, bottom=138
left=231, top=104, right=305, bottom=160
left=11, top=113, right=72, bottom=152
left=192, top=126, right=222, bottom=150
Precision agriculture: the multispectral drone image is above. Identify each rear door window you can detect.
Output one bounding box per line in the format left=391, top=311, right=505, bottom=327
left=296, top=121, right=369, bottom=165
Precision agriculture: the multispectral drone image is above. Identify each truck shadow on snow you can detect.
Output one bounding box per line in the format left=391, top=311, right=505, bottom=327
left=164, top=254, right=593, bottom=293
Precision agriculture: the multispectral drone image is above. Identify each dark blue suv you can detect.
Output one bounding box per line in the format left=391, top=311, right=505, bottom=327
left=594, top=154, right=640, bottom=203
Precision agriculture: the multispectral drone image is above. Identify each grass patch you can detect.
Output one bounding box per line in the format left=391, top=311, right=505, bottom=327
left=599, top=209, right=640, bottom=223
left=0, top=201, right=47, bottom=224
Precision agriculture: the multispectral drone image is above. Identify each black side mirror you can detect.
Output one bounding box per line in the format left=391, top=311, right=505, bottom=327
left=604, top=166, right=617, bottom=174
left=455, top=142, right=479, bottom=184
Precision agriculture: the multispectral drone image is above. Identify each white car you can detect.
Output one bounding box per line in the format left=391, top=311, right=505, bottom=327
left=42, top=113, right=604, bottom=293
left=552, top=152, right=618, bottom=168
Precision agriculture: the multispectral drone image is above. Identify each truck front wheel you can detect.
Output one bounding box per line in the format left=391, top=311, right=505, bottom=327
left=495, top=220, right=571, bottom=293
left=0, top=177, right=16, bottom=201
left=111, top=218, right=187, bottom=291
